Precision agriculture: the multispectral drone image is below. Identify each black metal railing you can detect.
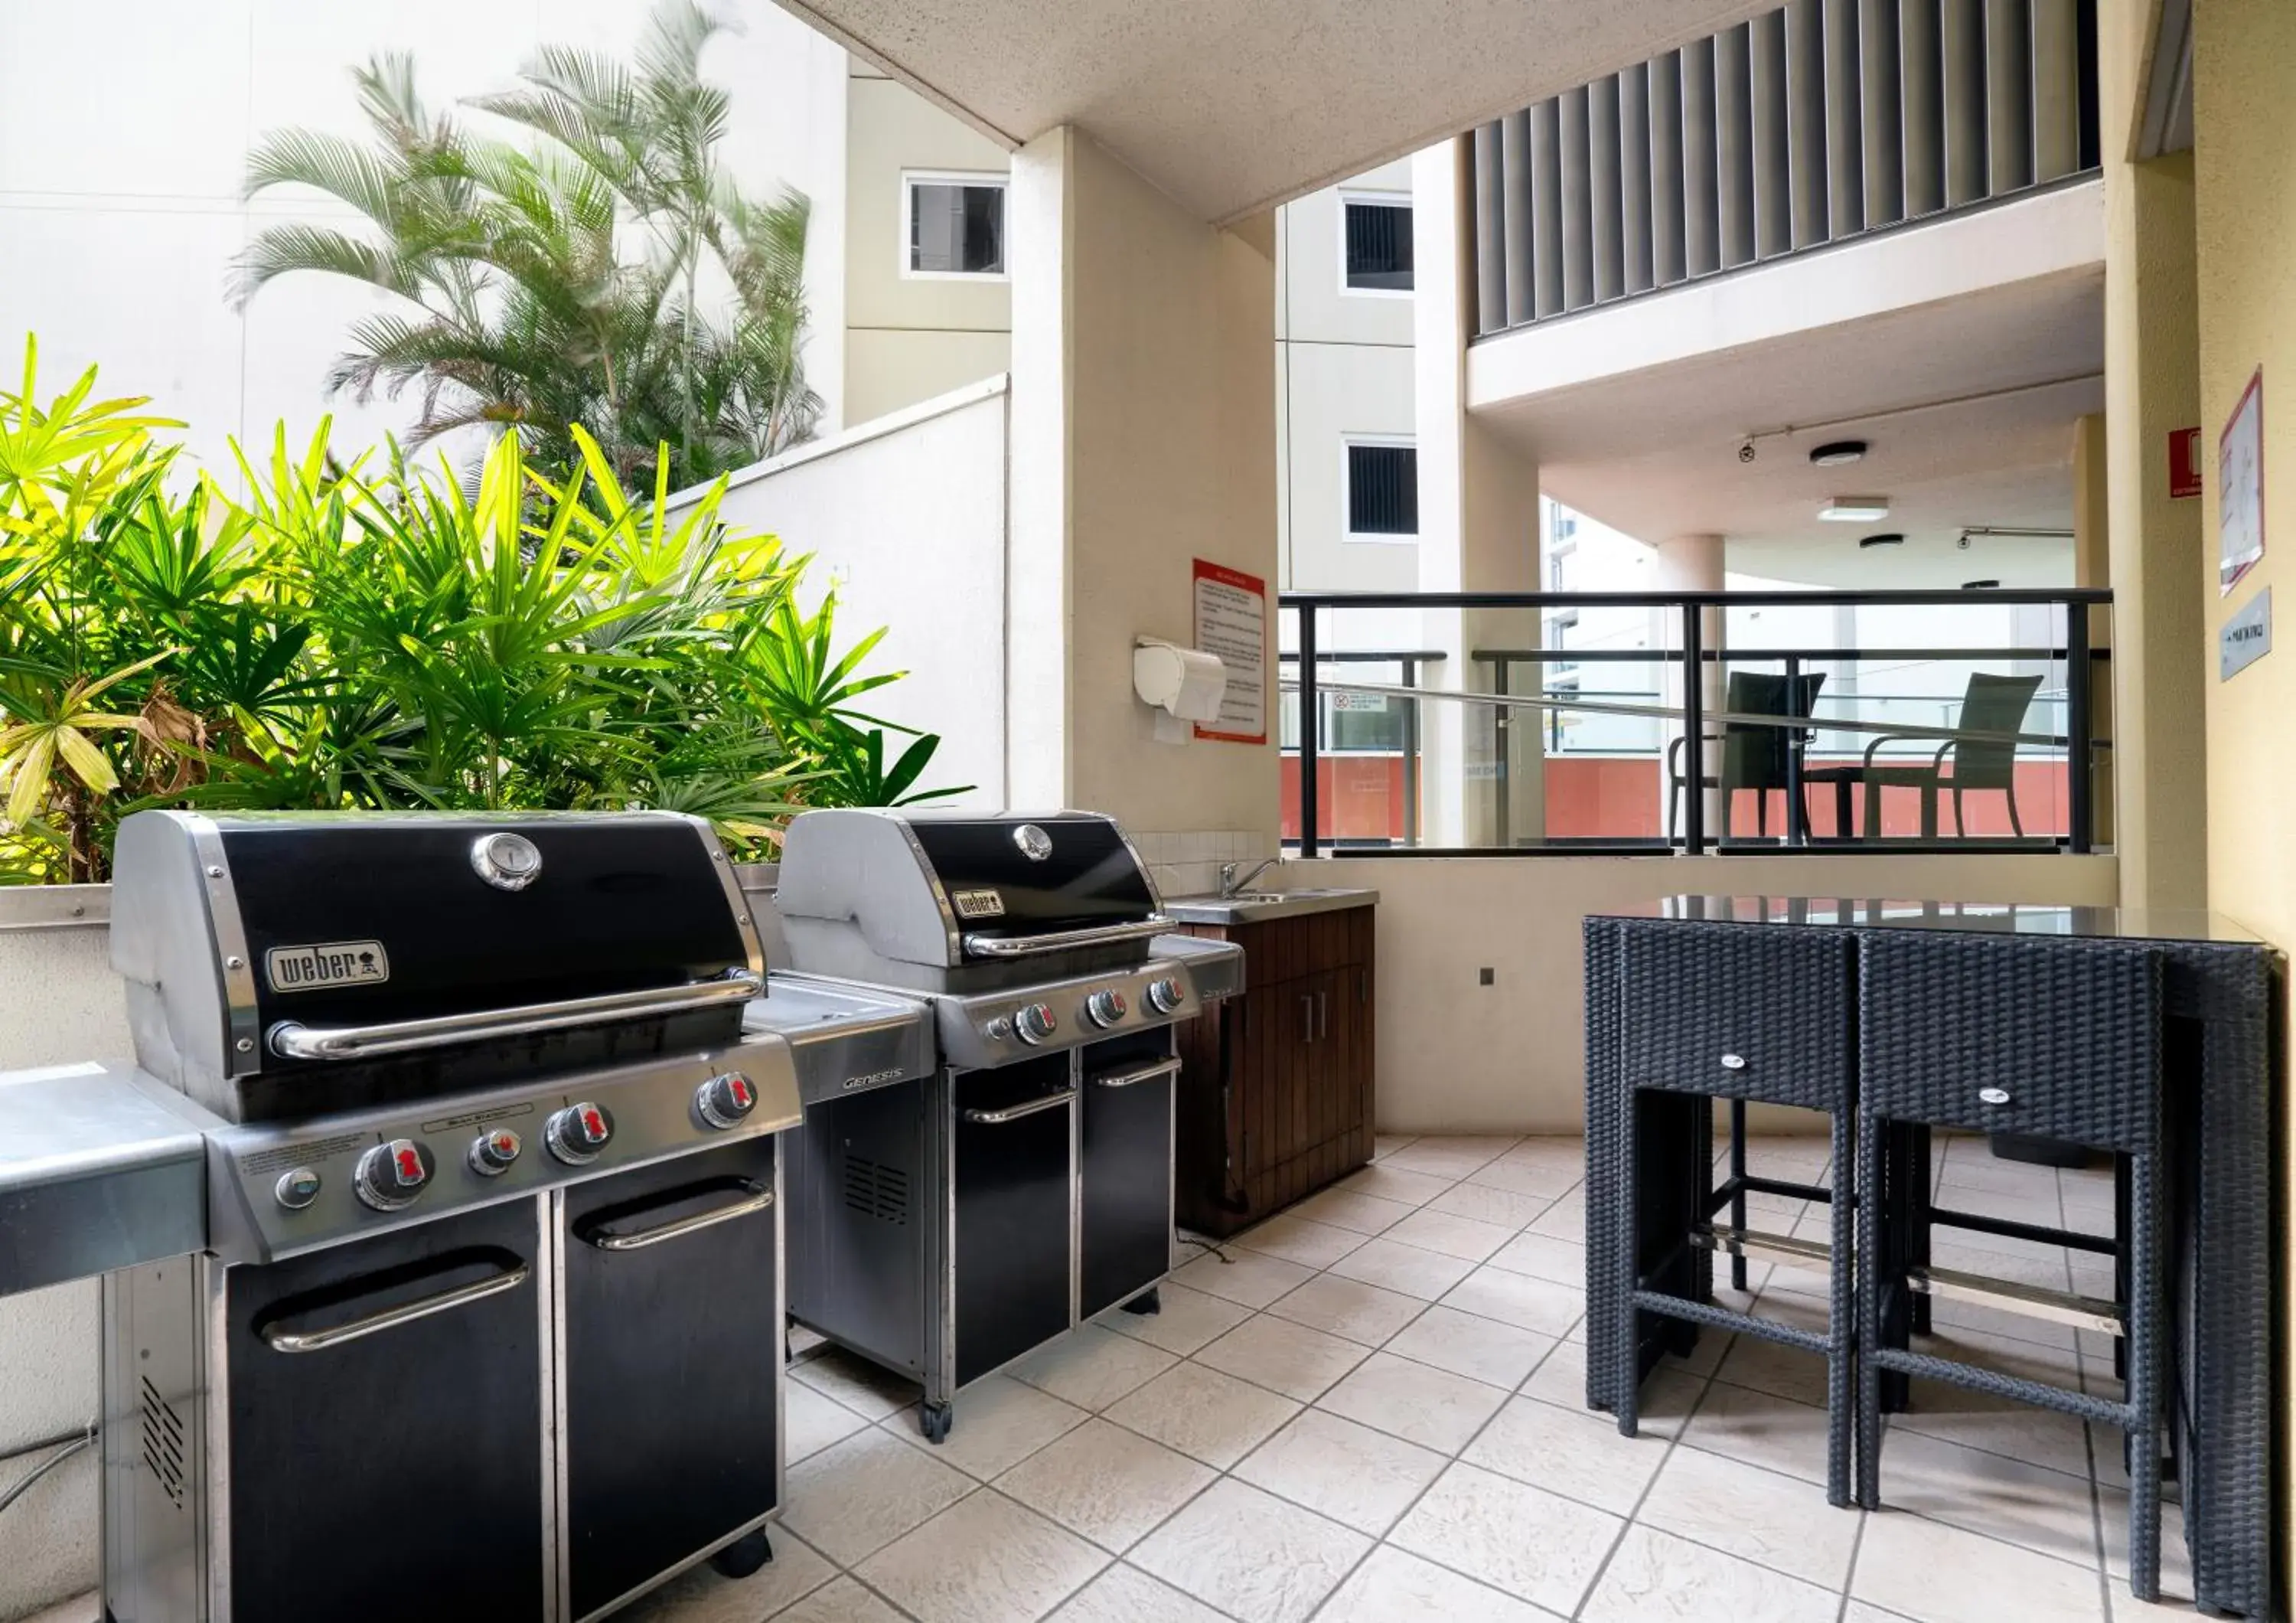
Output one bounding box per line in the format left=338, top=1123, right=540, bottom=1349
left=1281, top=587, right=2111, bottom=857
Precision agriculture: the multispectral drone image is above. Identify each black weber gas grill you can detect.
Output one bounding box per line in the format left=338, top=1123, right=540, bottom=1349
left=770, top=809, right=1243, bottom=1442
left=98, top=810, right=812, bottom=1623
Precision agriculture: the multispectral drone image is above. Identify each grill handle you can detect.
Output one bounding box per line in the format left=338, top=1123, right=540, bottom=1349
left=266, top=972, right=762, bottom=1061
left=259, top=1257, right=530, bottom=1354
left=1091, top=1058, right=1182, bottom=1090
left=959, top=916, right=1176, bottom=959
left=579, top=1179, right=774, bottom=1252
left=962, top=1089, right=1078, bottom=1125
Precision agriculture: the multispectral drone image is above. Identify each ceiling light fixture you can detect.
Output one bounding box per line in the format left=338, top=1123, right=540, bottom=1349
left=1808, top=439, right=1867, bottom=466
left=1857, top=532, right=1906, bottom=549
left=1821, top=497, right=1891, bottom=522
left=1961, top=578, right=2002, bottom=589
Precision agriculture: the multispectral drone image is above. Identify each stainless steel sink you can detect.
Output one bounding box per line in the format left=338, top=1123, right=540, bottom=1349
left=1163, top=887, right=1378, bottom=925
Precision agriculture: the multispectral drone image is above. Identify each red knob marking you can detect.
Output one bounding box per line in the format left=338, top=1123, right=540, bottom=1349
left=581, top=1108, right=604, bottom=1139
left=731, top=1077, right=752, bottom=1107
left=395, top=1146, right=424, bottom=1184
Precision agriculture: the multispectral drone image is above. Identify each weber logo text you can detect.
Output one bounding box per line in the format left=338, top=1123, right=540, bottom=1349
left=265, top=940, right=391, bottom=993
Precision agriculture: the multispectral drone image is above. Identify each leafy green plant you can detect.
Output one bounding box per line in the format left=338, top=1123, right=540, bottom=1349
left=232, top=1, right=820, bottom=492
left=0, top=339, right=962, bottom=883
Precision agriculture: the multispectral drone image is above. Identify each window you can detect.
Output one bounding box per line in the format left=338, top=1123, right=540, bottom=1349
left=905, top=173, right=1006, bottom=277
left=1345, top=441, right=1417, bottom=539
left=1342, top=195, right=1413, bottom=292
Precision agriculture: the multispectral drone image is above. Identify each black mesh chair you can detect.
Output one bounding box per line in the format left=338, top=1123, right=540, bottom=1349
left=1855, top=932, right=2166, bottom=1599
left=1665, top=671, right=1825, bottom=842
left=1805, top=671, right=2043, bottom=840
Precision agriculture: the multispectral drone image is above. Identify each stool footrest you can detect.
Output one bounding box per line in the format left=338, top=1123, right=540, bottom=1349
left=1906, top=1265, right=2124, bottom=1337
left=1629, top=1288, right=1832, bottom=1354
left=1691, top=1223, right=1829, bottom=1271
left=1868, top=1345, right=2135, bottom=1429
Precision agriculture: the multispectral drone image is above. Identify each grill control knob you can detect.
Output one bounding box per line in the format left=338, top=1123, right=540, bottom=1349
left=468, top=1128, right=522, bottom=1177
left=696, top=1072, right=758, bottom=1130
left=354, top=1139, right=434, bottom=1212
left=1085, top=988, right=1128, bottom=1028
left=274, top=1167, right=322, bottom=1210
left=1014, top=1003, right=1058, bottom=1046
left=546, top=1102, right=615, bottom=1165
left=1145, top=977, right=1186, bottom=1015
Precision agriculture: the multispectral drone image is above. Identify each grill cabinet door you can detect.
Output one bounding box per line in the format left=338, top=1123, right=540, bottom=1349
left=951, top=1058, right=1074, bottom=1385
left=1079, top=1035, right=1176, bottom=1319
left=224, top=1199, right=544, bottom=1622
left=564, top=1138, right=781, bottom=1620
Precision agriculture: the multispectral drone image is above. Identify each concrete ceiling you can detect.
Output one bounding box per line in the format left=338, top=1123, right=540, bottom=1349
left=1476, top=265, right=2105, bottom=588
left=769, top=0, right=1779, bottom=221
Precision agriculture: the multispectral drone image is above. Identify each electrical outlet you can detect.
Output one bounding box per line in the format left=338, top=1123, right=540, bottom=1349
left=1479, top=967, right=1495, bottom=986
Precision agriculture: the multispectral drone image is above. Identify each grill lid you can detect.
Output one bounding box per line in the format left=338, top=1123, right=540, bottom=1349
left=773, top=808, right=1166, bottom=973
left=111, top=811, right=762, bottom=1110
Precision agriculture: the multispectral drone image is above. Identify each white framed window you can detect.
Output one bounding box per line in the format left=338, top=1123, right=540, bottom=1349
left=1337, top=191, right=1413, bottom=296
left=902, top=171, right=1007, bottom=279
left=1343, top=436, right=1417, bottom=542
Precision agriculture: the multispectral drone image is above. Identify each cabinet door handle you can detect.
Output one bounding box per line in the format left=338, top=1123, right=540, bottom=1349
left=1317, top=990, right=1329, bottom=1040
left=1300, top=994, right=1316, bottom=1044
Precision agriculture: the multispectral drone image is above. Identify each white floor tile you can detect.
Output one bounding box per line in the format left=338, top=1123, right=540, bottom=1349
left=1852, top=1510, right=2107, bottom=1623
left=1465, top=1157, right=1584, bottom=1200
left=1192, top=1311, right=1370, bottom=1400
left=1426, top=1179, right=1554, bottom=1229
left=1382, top=1303, right=1554, bottom=1390
left=1381, top=1135, right=1517, bottom=1177
left=1334, top=1164, right=1458, bottom=1207
left=789, top=1346, right=924, bottom=1421
left=1167, top=1246, right=1316, bottom=1308
left=1381, top=1206, right=1518, bottom=1262
left=784, top=1380, right=872, bottom=1463
left=1679, top=1378, right=1837, bottom=1487
left=1228, top=1211, right=1370, bottom=1270
left=1462, top=1394, right=1670, bottom=1515
left=1104, top=1361, right=1302, bottom=1468
left=1093, top=1282, right=1251, bottom=1357
left=614, top=1527, right=837, bottom=1621
left=1265, top=1272, right=1429, bottom=1346
left=781, top=1427, right=974, bottom=1568
left=1388, top=1460, right=1622, bottom=1615
left=1485, top=1228, right=1587, bottom=1287
left=1231, top=1408, right=1446, bottom=1536
left=1045, top=1563, right=1232, bottom=1623
left=1876, top=1425, right=2102, bottom=1569
left=1325, top=1236, right=1477, bottom=1300
left=993, top=1418, right=1216, bottom=1553
left=884, top=1374, right=1088, bottom=1481
left=1440, top=1264, right=1587, bottom=1335
left=1316, top=1350, right=1509, bottom=1454
left=1130, top=1478, right=1371, bottom=1623
left=1636, top=1444, right=1863, bottom=1589
left=1008, top=1324, right=1179, bottom=1411
left=856, top=1489, right=1107, bottom=1623
left=1582, top=1523, right=1839, bottom=1623
left=1315, top=1544, right=1563, bottom=1623
left=769, top=1576, right=911, bottom=1623
left=1283, top=1186, right=1417, bottom=1235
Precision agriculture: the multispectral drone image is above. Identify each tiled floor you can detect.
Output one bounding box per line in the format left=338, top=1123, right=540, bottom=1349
left=605, top=1132, right=2185, bottom=1623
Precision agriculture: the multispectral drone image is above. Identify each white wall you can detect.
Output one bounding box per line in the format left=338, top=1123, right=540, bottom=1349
left=1312, top=851, right=2119, bottom=1133
left=0, top=0, right=850, bottom=477
left=0, top=916, right=132, bottom=1621
left=677, top=377, right=1010, bottom=806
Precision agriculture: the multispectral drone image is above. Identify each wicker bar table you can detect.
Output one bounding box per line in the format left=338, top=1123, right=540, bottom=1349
left=1583, top=898, right=2279, bottom=1621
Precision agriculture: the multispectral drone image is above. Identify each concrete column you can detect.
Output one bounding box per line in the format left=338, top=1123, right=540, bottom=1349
left=2099, top=5, right=2208, bottom=910
left=2072, top=411, right=2115, bottom=847
left=1413, top=137, right=1544, bottom=848
left=1655, top=533, right=1727, bottom=838
left=1006, top=126, right=1280, bottom=844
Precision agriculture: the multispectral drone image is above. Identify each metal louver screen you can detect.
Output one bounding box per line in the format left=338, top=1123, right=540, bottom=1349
left=1469, top=0, right=2098, bottom=335
left=140, top=1376, right=186, bottom=1510
left=843, top=1155, right=910, bottom=1226
left=1345, top=201, right=1414, bottom=290
left=1348, top=444, right=1420, bottom=536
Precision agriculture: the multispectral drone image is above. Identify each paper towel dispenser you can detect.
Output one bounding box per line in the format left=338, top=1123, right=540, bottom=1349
left=1133, top=637, right=1228, bottom=735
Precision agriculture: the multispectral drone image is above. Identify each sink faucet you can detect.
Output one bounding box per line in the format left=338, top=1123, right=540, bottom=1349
left=1218, top=857, right=1279, bottom=899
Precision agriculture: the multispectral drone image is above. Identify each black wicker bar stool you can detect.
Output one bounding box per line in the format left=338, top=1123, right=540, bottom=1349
left=1609, top=921, right=1859, bottom=1507
left=1854, top=932, right=2167, bottom=1599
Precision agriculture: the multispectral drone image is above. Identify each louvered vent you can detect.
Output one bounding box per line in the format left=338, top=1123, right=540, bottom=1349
left=842, top=1155, right=910, bottom=1226
left=139, top=1376, right=185, bottom=1510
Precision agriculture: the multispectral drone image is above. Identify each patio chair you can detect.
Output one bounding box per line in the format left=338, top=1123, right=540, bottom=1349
left=1665, top=671, right=1825, bottom=841
left=1804, top=671, right=2043, bottom=840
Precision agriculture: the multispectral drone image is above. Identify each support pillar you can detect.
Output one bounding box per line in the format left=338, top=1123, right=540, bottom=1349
left=1414, top=137, right=1543, bottom=849
left=1655, top=534, right=1727, bottom=842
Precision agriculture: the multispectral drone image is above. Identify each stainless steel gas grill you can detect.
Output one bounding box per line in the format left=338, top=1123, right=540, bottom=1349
left=770, top=809, right=1243, bottom=1442
left=98, top=809, right=808, bottom=1623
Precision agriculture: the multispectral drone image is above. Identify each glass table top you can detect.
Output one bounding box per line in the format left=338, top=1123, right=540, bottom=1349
left=1594, top=897, right=2268, bottom=947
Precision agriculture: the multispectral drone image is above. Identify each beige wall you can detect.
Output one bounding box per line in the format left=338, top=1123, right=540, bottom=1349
left=1315, top=853, right=2120, bottom=1133
left=1008, top=127, right=1281, bottom=842
left=2190, top=7, right=2296, bottom=1590
left=843, top=67, right=1013, bottom=425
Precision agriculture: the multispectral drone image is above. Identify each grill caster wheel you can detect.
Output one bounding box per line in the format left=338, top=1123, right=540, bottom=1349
left=1120, top=1288, right=1162, bottom=1316
left=921, top=1402, right=954, bottom=1445
left=709, top=1529, right=773, bottom=1579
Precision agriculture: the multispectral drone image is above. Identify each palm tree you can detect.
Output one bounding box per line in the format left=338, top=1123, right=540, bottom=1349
left=231, top=0, right=820, bottom=490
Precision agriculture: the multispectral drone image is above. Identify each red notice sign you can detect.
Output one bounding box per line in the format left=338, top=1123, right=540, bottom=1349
left=2170, top=427, right=2203, bottom=499
left=1191, top=559, right=1267, bottom=744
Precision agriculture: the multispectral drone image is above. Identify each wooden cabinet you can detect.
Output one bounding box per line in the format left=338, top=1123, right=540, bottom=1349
left=1173, top=903, right=1375, bottom=1237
